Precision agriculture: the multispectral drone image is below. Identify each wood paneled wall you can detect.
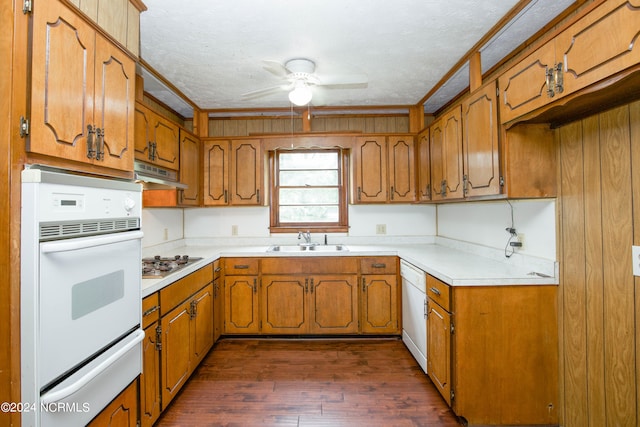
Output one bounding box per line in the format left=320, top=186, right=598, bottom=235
left=557, top=100, right=640, bottom=426
left=206, top=115, right=411, bottom=137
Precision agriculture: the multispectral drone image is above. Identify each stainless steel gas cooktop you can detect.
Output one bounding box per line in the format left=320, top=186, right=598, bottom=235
left=142, top=255, right=203, bottom=279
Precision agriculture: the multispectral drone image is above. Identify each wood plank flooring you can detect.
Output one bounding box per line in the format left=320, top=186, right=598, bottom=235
left=156, top=338, right=462, bottom=426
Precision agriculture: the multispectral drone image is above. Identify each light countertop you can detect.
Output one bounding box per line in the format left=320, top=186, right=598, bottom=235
left=141, top=243, right=558, bottom=298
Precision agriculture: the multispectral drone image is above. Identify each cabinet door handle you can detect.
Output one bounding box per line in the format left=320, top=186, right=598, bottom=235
left=423, top=299, right=427, bottom=319
left=546, top=66, right=555, bottom=98
left=390, top=186, right=394, bottom=200
left=234, top=265, right=249, bottom=269
left=362, top=277, right=366, bottom=292
left=86, top=124, right=96, bottom=159
left=189, top=300, right=197, bottom=319
left=357, top=187, right=362, bottom=201
left=429, top=286, right=441, bottom=296
left=143, top=305, right=159, bottom=317
left=554, top=63, right=564, bottom=95
left=224, top=190, right=228, bottom=204
left=310, top=278, right=314, bottom=294
left=371, top=263, right=386, bottom=269
left=305, top=278, right=309, bottom=293
left=214, top=266, right=221, bottom=272
left=96, top=127, right=104, bottom=161
left=256, top=189, right=260, bottom=203
left=253, top=278, right=257, bottom=294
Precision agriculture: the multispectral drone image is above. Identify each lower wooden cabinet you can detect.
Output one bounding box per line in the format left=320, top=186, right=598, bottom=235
left=361, top=274, right=399, bottom=334
left=426, top=275, right=559, bottom=426
left=224, top=275, right=260, bottom=333
left=88, top=379, right=138, bottom=427
left=261, top=274, right=359, bottom=334
left=140, top=293, right=161, bottom=427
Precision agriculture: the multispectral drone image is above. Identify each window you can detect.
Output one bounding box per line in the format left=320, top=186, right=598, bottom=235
left=270, top=149, right=349, bottom=232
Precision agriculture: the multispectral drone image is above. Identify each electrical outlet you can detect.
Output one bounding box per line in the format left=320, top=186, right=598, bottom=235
left=376, top=224, right=387, bottom=235
left=518, top=233, right=525, bottom=249
left=231, top=225, right=238, bottom=236
left=632, top=246, right=640, bottom=276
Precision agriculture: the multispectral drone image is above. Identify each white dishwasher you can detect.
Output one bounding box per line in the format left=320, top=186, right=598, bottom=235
left=401, top=260, right=427, bottom=373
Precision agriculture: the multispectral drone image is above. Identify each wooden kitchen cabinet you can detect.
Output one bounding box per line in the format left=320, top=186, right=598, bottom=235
left=499, top=0, right=640, bottom=125
left=134, top=102, right=180, bottom=170
left=425, top=274, right=559, bottom=425
left=204, top=139, right=265, bottom=205
left=158, top=265, right=214, bottom=409
left=261, top=273, right=359, bottom=334
left=430, top=106, right=463, bottom=201
left=360, top=257, right=399, bottom=334
left=140, top=294, right=161, bottom=427
left=416, top=128, right=431, bottom=202
left=461, top=80, right=501, bottom=198
left=224, top=258, right=260, bottom=333
left=352, top=135, right=415, bottom=203
left=88, top=379, right=138, bottom=427
left=29, top=0, right=135, bottom=172
left=178, top=129, right=201, bottom=206
left=212, top=259, right=224, bottom=342
left=426, top=276, right=452, bottom=405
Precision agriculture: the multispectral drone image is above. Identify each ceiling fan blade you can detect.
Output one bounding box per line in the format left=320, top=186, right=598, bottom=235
left=315, top=73, right=368, bottom=86
left=262, top=60, right=289, bottom=77
left=241, top=84, right=290, bottom=99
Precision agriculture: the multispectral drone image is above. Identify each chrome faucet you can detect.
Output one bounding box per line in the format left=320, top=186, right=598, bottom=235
left=298, top=230, right=312, bottom=244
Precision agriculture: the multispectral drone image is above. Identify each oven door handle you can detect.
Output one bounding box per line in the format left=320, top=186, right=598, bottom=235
left=41, top=329, right=145, bottom=404
left=41, top=230, right=144, bottom=254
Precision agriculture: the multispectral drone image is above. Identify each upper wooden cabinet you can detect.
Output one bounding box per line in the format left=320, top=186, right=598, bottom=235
left=28, top=0, right=135, bottom=172
left=500, top=0, right=640, bottom=124
left=204, top=139, right=264, bottom=206
left=461, top=81, right=500, bottom=197
left=352, top=135, right=415, bottom=203
left=179, top=129, right=201, bottom=206
left=416, top=129, right=431, bottom=202
left=134, top=102, right=180, bottom=171
left=430, top=106, right=463, bottom=201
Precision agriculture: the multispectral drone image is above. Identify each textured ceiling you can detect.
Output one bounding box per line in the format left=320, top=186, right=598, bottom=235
left=139, top=0, right=576, bottom=117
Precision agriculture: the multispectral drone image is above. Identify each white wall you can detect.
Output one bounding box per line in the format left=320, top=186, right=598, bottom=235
left=142, top=199, right=556, bottom=262
left=436, top=199, right=556, bottom=260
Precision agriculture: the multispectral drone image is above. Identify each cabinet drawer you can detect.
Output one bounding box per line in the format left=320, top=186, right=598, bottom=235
left=223, top=258, right=259, bottom=275
left=360, top=257, right=397, bottom=274
left=142, top=293, right=160, bottom=329
left=213, top=258, right=222, bottom=280
left=261, top=257, right=358, bottom=274
left=427, top=275, right=451, bottom=311
left=160, top=264, right=213, bottom=315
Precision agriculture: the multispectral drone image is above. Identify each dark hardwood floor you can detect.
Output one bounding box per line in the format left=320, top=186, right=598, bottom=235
left=156, top=338, right=462, bottom=426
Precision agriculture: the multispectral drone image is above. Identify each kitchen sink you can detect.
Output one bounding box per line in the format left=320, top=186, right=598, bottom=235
left=267, top=244, right=348, bottom=253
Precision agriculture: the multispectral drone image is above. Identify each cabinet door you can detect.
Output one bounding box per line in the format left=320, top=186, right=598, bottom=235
left=310, top=275, right=359, bottom=334
left=353, top=136, right=388, bottom=203
left=427, top=300, right=452, bottom=405
left=29, top=0, right=95, bottom=163
left=192, top=284, right=214, bottom=364
left=134, top=103, right=153, bottom=161
left=387, top=136, right=415, bottom=202
left=224, top=276, right=260, bottom=333
left=93, top=33, right=135, bottom=171
left=432, top=108, right=463, bottom=200
left=179, top=130, right=200, bottom=206
left=161, top=300, right=192, bottom=407
left=203, top=140, right=230, bottom=205
left=87, top=379, right=138, bottom=427
left=462, top=81, right=500, bottom=197
left=499, top=41, right=556, bottom=124
left=213, top=275, right=224, bottom=343
left=361, top=274, right=399, bottom=334
left=152, top=114, right=180, bottom=170
left=557, top=0, right=640, bottom=96
left=261, top=275, right=308, bottom=334
left=416, top=129, right=431, bottom=202
left=141, top=323, right=161, bottom=427
left=230, top=139, right=263, bottom=205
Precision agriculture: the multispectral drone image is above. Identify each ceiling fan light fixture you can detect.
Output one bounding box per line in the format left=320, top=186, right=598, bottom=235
left=288, top=83, right=312, bottom=106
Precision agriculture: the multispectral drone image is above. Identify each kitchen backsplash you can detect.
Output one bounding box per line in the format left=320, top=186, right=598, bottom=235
left=142, top=199, right=556, bottom=262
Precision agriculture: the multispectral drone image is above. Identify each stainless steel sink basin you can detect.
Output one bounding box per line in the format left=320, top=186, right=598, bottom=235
left=267, top=244, right=348, bottom=253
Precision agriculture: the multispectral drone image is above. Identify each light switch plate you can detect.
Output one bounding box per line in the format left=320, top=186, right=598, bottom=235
left=632, top=246, right=640, bottom=276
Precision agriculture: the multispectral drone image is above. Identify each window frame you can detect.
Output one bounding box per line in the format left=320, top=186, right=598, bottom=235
left=269, top=148, right=349, bottom=233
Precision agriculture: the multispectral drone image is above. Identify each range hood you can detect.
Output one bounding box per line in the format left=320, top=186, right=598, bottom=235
left=134, top=160, right=188, bottom=189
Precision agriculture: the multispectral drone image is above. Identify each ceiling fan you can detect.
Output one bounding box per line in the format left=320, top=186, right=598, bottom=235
left=242, top=58, right=368, bottom=106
